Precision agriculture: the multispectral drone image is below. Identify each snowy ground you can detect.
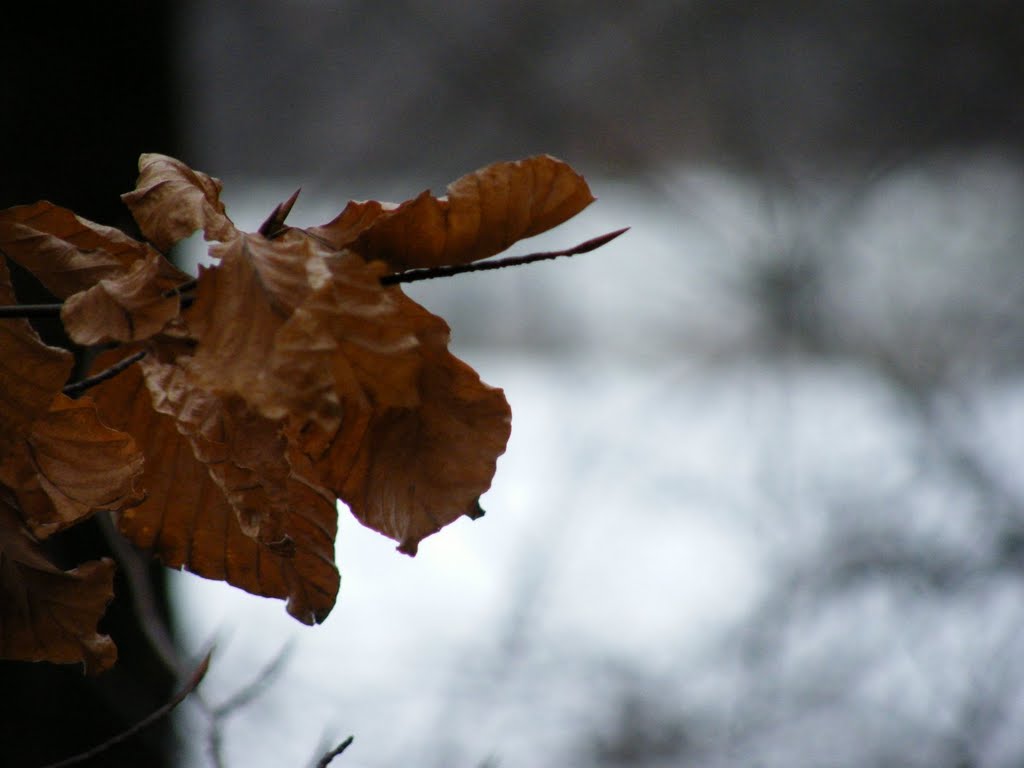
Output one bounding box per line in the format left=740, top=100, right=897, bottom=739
left=169, top=157, right=1024, bottom=767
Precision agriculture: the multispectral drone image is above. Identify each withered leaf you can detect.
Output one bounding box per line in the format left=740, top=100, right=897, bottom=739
left=114, top=152, right=597, bottom=559
left=296, top=292, right=512, bottom=555
left=312, top=155, right=595, bottom=271
left=306, top=199, right=391, bottom=252
left=0, top=490, right=117, bottom=674
left=141, top=354, right=298, bottom=546
left=180, top=227, right=512, bottom=554
left=62, top=248, right=186, bottom=345
left=89, top=351, right=338, bottom=624
left=182, top=229, right=327, bottom=410
left=265, top=250, right=421, bottom=431
left=121, top=153, right=237, bottom=251
left=0, top=148, right=604, bottom=643
left=0, top=394, right=144, bottom=540
left=0, top=201, right=166, bottom=298
left=0, top=199, right=190, bottom=344
left=0, top=257, right=74, bottom=463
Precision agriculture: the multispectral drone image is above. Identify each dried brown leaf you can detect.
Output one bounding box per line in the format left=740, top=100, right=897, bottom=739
left=89, top=351, right=339, bottom=624
left=0, top=394, right=144, bottom=539
left=0, top=258, right=74, bottom=463
left=121, top=153, right=237, bottom=251
left=340, top=348, right=510, bottom=555
left=315, top=155, right=594, bottom=271
left=0, top=201, right=155, bottom=298
left=0, top=491, right=116, bottom=673
left=182, top=230, right=328, bottom=412
left=263, top=250, right=422, bottom=428
left=306, top=199, right=392, bottom=251
left=141, top=354, right=298, bottom=545
left=182, top=216, right=512, bottom=552
left=62, top=249, right=185, bottom=345
left=291, top=277, right=511, bottom=554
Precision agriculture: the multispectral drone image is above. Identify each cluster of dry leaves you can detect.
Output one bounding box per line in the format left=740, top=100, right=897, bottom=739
left=0, top=153, right=601, bottom=674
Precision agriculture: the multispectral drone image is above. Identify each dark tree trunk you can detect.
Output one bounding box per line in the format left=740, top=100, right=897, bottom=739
left=0, top=4, right=181, bottom=766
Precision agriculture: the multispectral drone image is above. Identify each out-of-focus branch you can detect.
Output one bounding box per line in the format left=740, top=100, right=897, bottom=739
left=315, top=736, right=354, bottom=768
left=202, top=642, right=297, bottom=768
left=40, top=652, right=212, bottom=768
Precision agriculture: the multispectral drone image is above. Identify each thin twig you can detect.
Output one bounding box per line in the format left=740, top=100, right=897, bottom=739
left=96, top=512, right=181, bottom=675
left=0, top=302, right=63, bottom=318
left=380, top=227, right=629, bottom=285
left=3, top=229, right=625, bottom=327
left=210, top=641, right=296, bottom=717
left=204, top=642, right=296, bottom=768
left=40, top=651, right=212, bottom=768
left=316, top=736, right=354, bottom=768
left=62, top=349, right=147, bottom=398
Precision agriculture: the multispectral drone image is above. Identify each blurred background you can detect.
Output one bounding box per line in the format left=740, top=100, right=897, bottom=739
left=4, top=1, right=1024, bottom=766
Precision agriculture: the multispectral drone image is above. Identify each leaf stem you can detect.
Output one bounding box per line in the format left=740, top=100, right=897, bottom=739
left=380, top=227, right=628, bottom=285
left=63, top=350, right=147, bottom=398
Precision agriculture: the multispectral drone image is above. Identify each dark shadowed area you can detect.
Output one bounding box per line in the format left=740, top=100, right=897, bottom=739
left=0, top=4, right=180, bottom=766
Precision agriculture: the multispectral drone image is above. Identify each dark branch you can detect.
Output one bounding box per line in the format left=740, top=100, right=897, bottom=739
left=0, top=302, right=64, bottom=318
left=62, top=350, right=147, bottom=398
left=40, top=651, right=212, bottom=768
left=210, top=641, right=295, bottom=717
left=204, top=642, right=295, bottom=768
left=316, top=736, right=355, bottom=768
left=3, top=229, right=625, bottom=328
left=380, top=227, right=629, bottom=285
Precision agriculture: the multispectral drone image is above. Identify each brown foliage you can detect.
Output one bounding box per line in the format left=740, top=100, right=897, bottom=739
left=0, top=152, right=609, bottom=669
